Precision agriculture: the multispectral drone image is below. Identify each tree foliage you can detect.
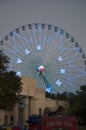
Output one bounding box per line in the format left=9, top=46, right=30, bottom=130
left=46, top=85, right=86, bottom=126
left=56, top=92, right=69, bottom=101
left=45, top=92, right=56, bottom=99
left=67, top=85, right=86, bottom=125
left=0, top=50, right=9, bottom=74
left=0, top=50, right=22, bottom=110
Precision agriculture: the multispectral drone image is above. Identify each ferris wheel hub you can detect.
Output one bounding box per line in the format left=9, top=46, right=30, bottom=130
left=37, top=65, right=44, bottom=72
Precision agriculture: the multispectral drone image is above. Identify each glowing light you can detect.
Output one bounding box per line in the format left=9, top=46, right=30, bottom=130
left=17, top=58, right=22, bottom=64
left=36, top=45, right=41, bottom=51
left=58, top=56, right=63, bottom=62
left=16, top=71, right=21, bottom=76
left=60, top=69, right=65, bottom=74
left=55, top=79, right=62, bottom=86
left=38, top=65, right=44, bottom=72
left=46, top=87, right=51, bottom=93
left=25, top=49, right=30, bottom=55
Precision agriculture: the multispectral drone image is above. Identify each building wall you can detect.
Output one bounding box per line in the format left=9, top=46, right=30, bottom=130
left=0, top=109, right=14, bottom=126
left=45, top=98, right=57, bottom=111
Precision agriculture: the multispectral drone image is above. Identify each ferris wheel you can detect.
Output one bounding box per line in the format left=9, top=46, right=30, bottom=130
left=0, top=23, right=86, bottom=94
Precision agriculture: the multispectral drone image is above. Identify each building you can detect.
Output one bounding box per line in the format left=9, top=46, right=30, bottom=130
left=0, top=77, right=69, bottom=127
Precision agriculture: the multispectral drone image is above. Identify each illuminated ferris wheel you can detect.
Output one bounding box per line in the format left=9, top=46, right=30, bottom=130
left=0, top=23, right=86, bottom=94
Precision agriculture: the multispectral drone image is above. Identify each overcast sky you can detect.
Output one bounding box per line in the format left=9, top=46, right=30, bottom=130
left=0, top=0, right=86, bottom=53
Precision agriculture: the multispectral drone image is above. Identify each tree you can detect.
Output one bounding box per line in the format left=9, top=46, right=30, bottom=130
left=0, top=50, right=9, bottom=74
left=54, top=88, right=86, bottom=126
left=56, top=92, right=68, bottom=101
left=76, top=85, right=86, bottom=125
left=0, top=50, right=22, bottom=110
left=45, top=92, right=56, bottom=99
left=67, top=85, right=86, bottom=125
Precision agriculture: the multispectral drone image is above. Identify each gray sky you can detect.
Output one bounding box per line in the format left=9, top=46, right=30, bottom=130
left=0, top=0, right=86, bottom=53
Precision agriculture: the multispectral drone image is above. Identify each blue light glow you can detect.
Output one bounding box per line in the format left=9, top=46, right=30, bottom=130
left=16, top=71, right=21, bottom=76
left=17, top=58, right=22, bottom=64
left=55, top=79, right=62, bottom=86
left=46, top=87, right=51, bottom=93
left=25, top=49, right=30, bottom=55
left=36, top=45, right=41, bottom=51
left=58, top=56, right=63, bottom=62
left=60, top=69, right=65, bottom=74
